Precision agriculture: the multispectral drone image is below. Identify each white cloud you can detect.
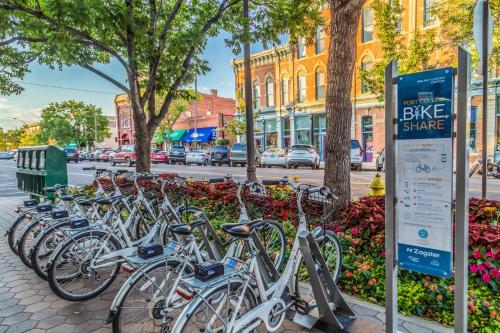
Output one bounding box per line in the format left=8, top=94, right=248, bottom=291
left=0, top=98, right=43, bottom=129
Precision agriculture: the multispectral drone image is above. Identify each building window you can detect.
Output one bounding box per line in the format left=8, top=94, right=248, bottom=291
left=265, top=77, right=274, bottom=107
left=470, top=106, right=477, bottom=151
left=297, top=37, right=306, bottom=58
left=185, top=111, right=192, bottom=118
left=361, top=8, right=374, bottom=42
left=295, top=116, right=312, bottom=145
left=315, top=68, right=325, bottom=99
left=315, top=28, right=325, bottom=54
left=424, top=0, right=437, bottom=27
left=361, top=116, right=374, bottom=162
left=282, top=117, right=291, bottom=148
left=281, top=76, right=289, bottom=105
left=361, top=57, right=373, bottom=94
left=264, top=119, right=277, bottom=148
left=297, top=71, right=306, bottom=103
left=253, top=80, right=260, bottom=109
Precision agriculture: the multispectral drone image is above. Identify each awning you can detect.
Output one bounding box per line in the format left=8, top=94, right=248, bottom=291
left=152, top=134, right=164, bottom=144
left=182, top=127, right=216, bottom=143
left=164, top=129, right=187, bottom=141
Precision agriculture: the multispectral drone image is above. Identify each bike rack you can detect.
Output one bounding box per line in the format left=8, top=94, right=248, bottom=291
left=195, top=220, right=226, bottom=261
left=294, top=230, right=356, bottom=332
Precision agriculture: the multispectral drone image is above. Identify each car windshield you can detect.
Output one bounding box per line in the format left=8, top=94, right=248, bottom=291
left=291, top=145, right=312, bottom=151
left=232, top=144, right=246, bottom=151
left=64, top=148, right=76, bottom=153
left=214, top=146, right=228, bottom=152
left=351, top=140, right=360, bottom=149
left=171, top=146, right=185, bottom=152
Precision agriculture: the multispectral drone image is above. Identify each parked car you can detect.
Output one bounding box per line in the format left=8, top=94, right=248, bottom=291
left=0, top=152, right=12, bottom=160
left=186, top=150, right=210, bottom=166
left=152, top=151, right=169, bottom=164
left=79, top=151, right=91, bottom=161
left=210, top=145, right=230, bottom=166
left=229, top=143, right=260, bottom=167
left=350, top=139, right=363, bottom=171
left=286, top=145, right=320, bottom=169
left=261, top=147, right=287, bottom=168
left=376, top=148, right=385, bottom=171
left=63, top=147, right=79, bottom=163
left=168, top=145, right=191, bottom=165
left=98, top=150, right=115, bottom=162
left=111, top=145, right=136, bottom=167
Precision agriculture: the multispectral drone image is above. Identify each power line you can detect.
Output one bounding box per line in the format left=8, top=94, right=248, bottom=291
left=13, top=80, right=121, bottom=95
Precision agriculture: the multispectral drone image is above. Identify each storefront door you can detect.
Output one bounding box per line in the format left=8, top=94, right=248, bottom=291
left=361, top=116, right=373, bottom=162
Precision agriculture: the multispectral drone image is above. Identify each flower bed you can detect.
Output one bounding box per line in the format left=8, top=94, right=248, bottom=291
left=87, top=176, right=499, bottom=331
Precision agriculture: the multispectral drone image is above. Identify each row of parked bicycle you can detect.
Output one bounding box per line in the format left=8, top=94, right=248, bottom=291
left=6, top=169, right=343, bottom=333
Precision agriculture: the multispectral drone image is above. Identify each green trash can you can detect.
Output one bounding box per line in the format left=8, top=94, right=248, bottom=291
left=16, top=146, right=68, bottom=199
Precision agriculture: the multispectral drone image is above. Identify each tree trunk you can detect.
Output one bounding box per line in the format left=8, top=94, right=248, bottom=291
left=131, top=104, right=152, bottom=172
left=324, top=3, right=365, bottom=211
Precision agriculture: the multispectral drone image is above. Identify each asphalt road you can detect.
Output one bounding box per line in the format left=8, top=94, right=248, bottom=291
left=1, top=159, right=499, bottom=200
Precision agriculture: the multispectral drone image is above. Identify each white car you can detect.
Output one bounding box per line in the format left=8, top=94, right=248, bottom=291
left=261, top=147, right=287, bottom=168
left=350, top=139, right=363, bottom=171
left=286, top=145, right=320, bottom=170
left=186, top=150, right=210, bottom=166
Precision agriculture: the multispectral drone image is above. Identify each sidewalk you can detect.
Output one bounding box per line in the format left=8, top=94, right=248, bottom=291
left=0, top=195, right=451, bottom=333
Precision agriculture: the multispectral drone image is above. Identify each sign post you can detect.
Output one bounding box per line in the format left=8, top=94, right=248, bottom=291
left=396, top=67, right=454, bottom=278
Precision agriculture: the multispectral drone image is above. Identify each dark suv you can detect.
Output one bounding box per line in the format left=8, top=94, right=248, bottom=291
left=63, top=147, right=79, bottom=163
left=168, top=145, right=191, bottom=164
left=229, top=143, right=260, bottom=167
left=210, top=145, right=230, bottom=166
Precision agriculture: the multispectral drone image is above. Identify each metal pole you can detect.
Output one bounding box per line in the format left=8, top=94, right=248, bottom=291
left=94, top=112, right=97, bottom=150
left=455, top=46, right=471, bottom=333
left=243, top=0, right=257, bottom=182
left=384, top=60, right=398, bottom=333
left=481, top=0, right=488, bottom=198
left=194, top=77, right=198, bottom=149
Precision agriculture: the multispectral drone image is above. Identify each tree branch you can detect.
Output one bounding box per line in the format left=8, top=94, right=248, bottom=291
left=0, top=36, right=46, bottom=46
left=0, top=2, right=131, bottom=75
left=80, top=63, right=130, bottom=93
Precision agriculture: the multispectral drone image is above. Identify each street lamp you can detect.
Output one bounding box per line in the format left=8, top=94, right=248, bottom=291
left=13, top=117, right=27, bottom=126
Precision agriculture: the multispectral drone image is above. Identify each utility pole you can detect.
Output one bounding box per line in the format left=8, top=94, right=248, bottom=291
left=94, top=112, right=98, bottom=151
left=481, top=0, right=489, bottom=198
left=243, top=0, right=257, bottom=181
left=194, top=77, right=198, bottom=149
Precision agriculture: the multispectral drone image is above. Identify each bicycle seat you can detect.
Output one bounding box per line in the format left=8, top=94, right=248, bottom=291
left=76, top=199, right=95, bottom=207
left=59, top=194, right=80, bottom=202
left=169, top=220, right=206, bottom=235
left=95, top=195, right=124, bottom=205
left=221, top=220, right=265, bottom=239
left=43, top=185, right=65, bottom=193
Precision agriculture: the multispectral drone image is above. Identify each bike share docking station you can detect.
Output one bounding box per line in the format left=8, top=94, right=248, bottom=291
left=293, top=230, right=356, bottom=332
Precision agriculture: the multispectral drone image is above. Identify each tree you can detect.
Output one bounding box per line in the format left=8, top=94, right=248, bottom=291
left=18, top=125, right=41, bottom=147
left=324, top=0, right=368, bottom=209
left=0, top=0, right=321, bottom=172
left=359, top=0, right=439, bottom=101
left=0, top=127, right=21, bottom=150
left=154, top=95, right=191, bottom=148
left=38, top=101, right=110, bottom=148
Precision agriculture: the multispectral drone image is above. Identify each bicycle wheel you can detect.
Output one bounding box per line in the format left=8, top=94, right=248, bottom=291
left=293, top=229, right=342, bottom=305
left=47, top=230, right=122, bottom=301
left=112, top=258, right=192, bottom=333
left=172, top=281, right=257, bottom=333
left=30, top=220, right=72, bottom=280
left=7, top=209, right=35, bottom=255
left=17, top=217, right=46, bottom=268
left=253, top=220, right=287, bottom=271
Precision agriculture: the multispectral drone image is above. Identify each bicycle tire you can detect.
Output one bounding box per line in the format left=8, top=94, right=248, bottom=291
left=253, top=219, right=287, bottom=271
left=16, top=217, right=45, bottom=268
left=47, top=229, right=122, bottom=301
left=7, top=209, right=35, bottom=255
left=30, top=220, right=72, bottom=280
left=111, top=258, right=193, bottom=333
left=172, top=280, right=257, bottom=333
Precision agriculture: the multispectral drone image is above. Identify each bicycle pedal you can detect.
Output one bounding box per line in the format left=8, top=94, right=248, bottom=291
left=292, top=297, right=310, bottom=315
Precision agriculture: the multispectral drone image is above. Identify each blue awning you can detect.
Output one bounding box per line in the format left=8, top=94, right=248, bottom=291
left=182, top=127, right=216, bottom=143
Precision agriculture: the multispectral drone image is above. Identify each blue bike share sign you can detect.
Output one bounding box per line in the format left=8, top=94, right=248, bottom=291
left=396, top=67, right=454, bottom=278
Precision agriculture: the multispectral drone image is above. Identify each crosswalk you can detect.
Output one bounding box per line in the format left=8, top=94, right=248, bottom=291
left=0, top=172, right=25, bottom=197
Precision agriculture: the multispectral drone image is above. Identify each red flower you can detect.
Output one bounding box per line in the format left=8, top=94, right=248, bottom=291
left=481, top=272, right=491, bottom=283
left=469, top=264, right=478, bottom=273
left=472, top=251, right=482, bottom=259
left=484, top=262, right=492, bottom=269
left=351, top=228, right=359, bottom=236
left=477, top=264, right=485, bottom=271
left=491, top=268, right=500, bottom=279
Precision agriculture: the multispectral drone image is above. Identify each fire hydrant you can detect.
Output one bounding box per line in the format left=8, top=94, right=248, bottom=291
left=369, top=173, right=385, bottom=196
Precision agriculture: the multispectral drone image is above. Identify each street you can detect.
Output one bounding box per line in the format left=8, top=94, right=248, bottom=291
left=0, top=159, right=499, bottom=200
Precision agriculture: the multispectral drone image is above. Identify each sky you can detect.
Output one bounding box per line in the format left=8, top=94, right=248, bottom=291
left=0, top=32, right=270, bottom=130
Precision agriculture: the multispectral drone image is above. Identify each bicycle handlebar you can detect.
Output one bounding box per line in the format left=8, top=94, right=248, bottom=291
left=262, top=179, right=281, bottom=185
left=209, top=178, right=226, bottom=183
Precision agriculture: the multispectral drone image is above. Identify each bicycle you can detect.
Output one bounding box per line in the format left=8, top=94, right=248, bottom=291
left=107, top=176, right=288, bottom=333
left=171, top=179, right=342, bottom=333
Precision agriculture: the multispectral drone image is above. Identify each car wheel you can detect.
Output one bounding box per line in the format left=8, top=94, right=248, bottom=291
left=268, top=165, right=272, bottom=168
left=125, top=158, right=132, bottom=167
left=204, top=159, right=208, bottom=166
left=294, top=165, right=298, bottom=169
left=110, top=158, right=116, bottom=166
left=218, top=163, right=222, bottom=167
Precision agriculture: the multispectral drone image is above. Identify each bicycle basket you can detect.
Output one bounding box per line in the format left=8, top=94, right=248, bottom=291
left=161, top=175, right=189, bottom=206
left=300, top=184, right=335, bottom=228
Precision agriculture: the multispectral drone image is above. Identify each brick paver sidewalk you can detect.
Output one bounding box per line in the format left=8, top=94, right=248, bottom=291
left=0, top=196, right=450, bottom=333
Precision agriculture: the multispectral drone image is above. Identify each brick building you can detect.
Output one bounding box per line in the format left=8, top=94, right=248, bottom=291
left=114, top=89, right=236, bottom=147
left=232, top=1, right=499, bottom=163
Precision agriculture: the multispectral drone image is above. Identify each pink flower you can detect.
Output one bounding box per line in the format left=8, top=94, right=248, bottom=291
left=351, top=228, right=359, bottom=236
left=473, top=251, right=482, bottom=259
left=486, top=251, right=493, bottom=258
left=484, top=262, right=492, bottom=269
left=469, top=264, right=478, bottom=273
left=477, top=264, right=485, bottom=271
left=481, top=272, right=491, bottom=283
left=448, top=285, right=455, bottom=292
left=491, top=268, right=500, bottom=279
left=483, top=301, right=490, bottom=308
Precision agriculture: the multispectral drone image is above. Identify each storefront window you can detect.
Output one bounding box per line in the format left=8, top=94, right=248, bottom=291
left=313, top=115, right=326, bottom=158
left=254, top=120, right=263, bottom=151
left=282, top=117, right=291, bottom=148
left=295, top=116, right=311, bottom=145
left=265, top=119, right=277, bottom=148
left=470, top=106, right=477, bottom=152
left=361, top=116, right=374, bottom=162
